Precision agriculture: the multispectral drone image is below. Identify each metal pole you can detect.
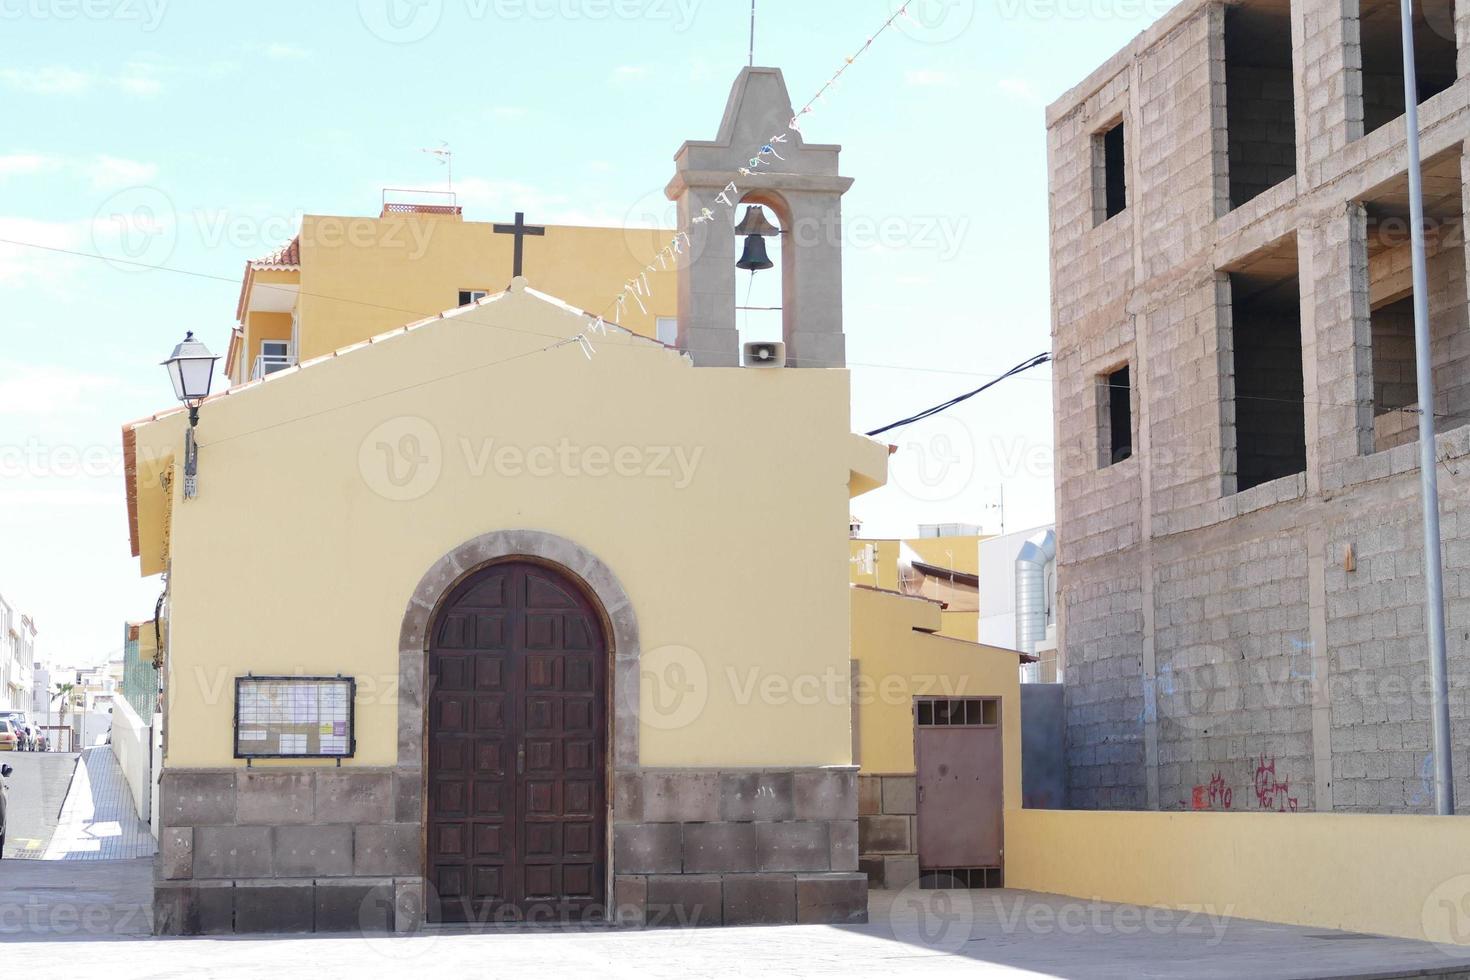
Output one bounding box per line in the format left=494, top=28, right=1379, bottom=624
left=749, top=0, right=756, bottom=67
left=1399, top=0, right=1455, bottom=815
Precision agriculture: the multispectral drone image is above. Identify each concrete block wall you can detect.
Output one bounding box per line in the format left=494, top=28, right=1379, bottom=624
left=1048, top=0, right=1470, bottom=813
left=1226, top=63, right=1298, bottom=206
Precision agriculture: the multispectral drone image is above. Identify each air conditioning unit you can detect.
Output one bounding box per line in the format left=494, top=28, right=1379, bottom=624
left=743, top=340, right=786, bottom=368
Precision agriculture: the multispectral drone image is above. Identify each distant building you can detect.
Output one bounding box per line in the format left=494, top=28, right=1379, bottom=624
left=977, top=525, right=1058, bottom=682
left=849, top=521, right=986, bottom=640
left=223, top=198, right=679, bottom=389
left=0, top=594, right=36, bottom=715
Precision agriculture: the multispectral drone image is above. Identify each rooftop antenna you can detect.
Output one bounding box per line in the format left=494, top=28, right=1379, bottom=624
left=748, top=0, right=755, bottom=67
left=420, top=141, right=452, bottom=192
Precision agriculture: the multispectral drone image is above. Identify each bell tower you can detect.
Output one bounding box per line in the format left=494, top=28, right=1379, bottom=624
left=665, top=67, right=853, bottom=368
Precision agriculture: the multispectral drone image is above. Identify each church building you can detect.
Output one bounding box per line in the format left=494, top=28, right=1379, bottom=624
left=124, top=67, right=896, bottom=934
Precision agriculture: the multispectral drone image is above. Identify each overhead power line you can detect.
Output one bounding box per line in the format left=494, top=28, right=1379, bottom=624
left=864, top=352, right=1052, bottom=438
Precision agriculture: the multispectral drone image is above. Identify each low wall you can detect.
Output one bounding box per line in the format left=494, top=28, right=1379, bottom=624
left=110, top=697, right=152, bottom=826
left=1007, top=808, right=1470, bottom=944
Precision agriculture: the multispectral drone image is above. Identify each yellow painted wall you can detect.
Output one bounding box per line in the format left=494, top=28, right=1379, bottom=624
left=135, top=283, right=860, bottom=770
left=937, top=610, right=977, bottom=642
left=1007, top=808, right=1470, bottom=945
left=244, top=311, right=292, bottom=372
left=905, top=536, right=981, bottom=575
left=850, top=587, right=1022, bottom=815
left=294, top=214, right=678, bottom=360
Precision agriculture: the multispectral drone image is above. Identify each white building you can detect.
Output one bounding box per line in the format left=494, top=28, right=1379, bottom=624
left=978, top=524, right=1058, bottom=681
left=0, top=594, right=36, bottom=715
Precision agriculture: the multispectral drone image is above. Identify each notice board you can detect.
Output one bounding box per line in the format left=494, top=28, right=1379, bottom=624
left=233, top=675, right=356, bottom=759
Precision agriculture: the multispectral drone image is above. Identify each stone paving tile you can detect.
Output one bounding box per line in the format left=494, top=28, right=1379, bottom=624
left=40, top=748, right=156, bottom=861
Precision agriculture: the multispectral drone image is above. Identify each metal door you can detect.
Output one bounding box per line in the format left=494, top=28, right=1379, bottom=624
left=914, top=697, right=1004, bottom=869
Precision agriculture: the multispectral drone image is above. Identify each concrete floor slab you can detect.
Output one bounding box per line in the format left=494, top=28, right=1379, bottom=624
left=0, top=858, right=152, bottom=940
left=1, top=882, right=1468, bottom=977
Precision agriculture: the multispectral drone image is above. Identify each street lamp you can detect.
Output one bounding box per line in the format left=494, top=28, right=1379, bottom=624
left=161, top=331, right=218, bottom=499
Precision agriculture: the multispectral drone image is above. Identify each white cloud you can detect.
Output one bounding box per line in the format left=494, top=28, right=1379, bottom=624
left=115, top=62, right=163, bottom=96
left=612, top=65, right=649, bottom=81
left=998, top=77, right=1040, bottom=103
left=87, top=156, right=159, bottom=190
left=0, top=154, right=51, bottom=178
left=0, top=361, right=117, bottom=417
left=260, top=42, right=309, bottom=60
left=0, top=62, right=165, bottom=96
left=1, top=66, right=92, bottom=94
left=905, top=69, right=958, bottom=88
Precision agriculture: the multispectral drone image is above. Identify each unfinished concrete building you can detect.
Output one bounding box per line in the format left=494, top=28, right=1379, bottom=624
left=1048, top=0, right=1470, bottom=812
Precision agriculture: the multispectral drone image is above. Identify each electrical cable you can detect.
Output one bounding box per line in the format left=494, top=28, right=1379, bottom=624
left=864, top=352, right=1053, bottom=437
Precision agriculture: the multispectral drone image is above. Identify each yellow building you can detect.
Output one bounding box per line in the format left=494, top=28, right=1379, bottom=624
left=848, top=526, right=987, bottom=640
left=849, top=586, right=1027, bottom=889
left=121, top=67, right=948, bottom=936
left=225, top=199, right=678, bottom=387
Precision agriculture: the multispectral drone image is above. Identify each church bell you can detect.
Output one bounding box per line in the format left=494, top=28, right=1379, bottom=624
left=735, top=205, right=778, bottom=272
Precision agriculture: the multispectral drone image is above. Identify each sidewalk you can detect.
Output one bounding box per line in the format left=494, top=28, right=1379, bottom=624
left=40, top=748, right=156, bottom=861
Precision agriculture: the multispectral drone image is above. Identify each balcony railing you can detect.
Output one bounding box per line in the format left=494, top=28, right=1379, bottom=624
left=252, top=353, right=296, bottom=380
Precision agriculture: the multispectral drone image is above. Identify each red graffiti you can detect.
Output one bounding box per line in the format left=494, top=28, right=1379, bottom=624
left=1253, top=753, right=1298, bottom=812
left=1191, top=772, right=1233, bottom=810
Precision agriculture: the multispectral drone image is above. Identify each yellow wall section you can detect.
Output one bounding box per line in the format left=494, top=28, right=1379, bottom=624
left=295, top=214, right=677, bottom=360
left=137, top=284, right=857, bottom=770
left=245, top=311, right=292, bottom=370
left=850, top=587, right=1021, bottom=813
left=1006, top=808, right=1470, bottom=945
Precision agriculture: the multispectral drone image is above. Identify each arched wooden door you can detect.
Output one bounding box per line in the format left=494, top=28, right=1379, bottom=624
left=426, top=560, right=607, bottom=923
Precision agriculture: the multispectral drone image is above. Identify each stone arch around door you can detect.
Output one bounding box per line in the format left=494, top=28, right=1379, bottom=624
left=399, top=530, right=640, bottom=773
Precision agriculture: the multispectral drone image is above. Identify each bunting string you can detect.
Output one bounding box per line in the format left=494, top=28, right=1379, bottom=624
left=593, top=2, right=918, bottom=336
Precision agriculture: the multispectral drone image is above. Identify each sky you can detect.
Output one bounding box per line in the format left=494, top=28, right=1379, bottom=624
left=0, top=0, right=1179, bottom=669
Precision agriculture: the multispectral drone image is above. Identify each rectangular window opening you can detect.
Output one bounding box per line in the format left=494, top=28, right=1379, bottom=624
left=458, top=289, right=488, bottom=307
left=1364, top=169, right=1470, bottom=452
left=1099, top=364, right=1133, bottom=467
left=915, top=697, right=1000, bottom=728
left=1357, top=0, right=1458, bottom=136
left=1226, top=251, right=1307, bottom=493
left=1092, top=120, right=1127, bottom=226
left=1224, top=4, right=1298, bottom=209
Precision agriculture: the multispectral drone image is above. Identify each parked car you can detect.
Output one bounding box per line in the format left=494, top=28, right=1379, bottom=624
left=0, top=720, right=16, bottom=752
left=0, top=713, right=27, bottom=751
left=0, top=761, right=12, bottom=857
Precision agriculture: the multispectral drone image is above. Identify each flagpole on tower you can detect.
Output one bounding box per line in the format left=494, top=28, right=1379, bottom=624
left=749, top=0, right=756, bottom=67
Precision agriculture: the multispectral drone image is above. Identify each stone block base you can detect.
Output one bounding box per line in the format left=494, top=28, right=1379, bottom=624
left=154, top=878, right=401, bottom=936
left=858, top=773, right=919, bottom=888
left=616, top=872, right=867, bottom=927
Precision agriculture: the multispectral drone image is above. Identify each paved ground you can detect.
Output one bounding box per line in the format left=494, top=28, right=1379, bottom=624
left=1, top=752, right=78, bottom=859
left=1, top=878, right=1468, bottom=977
left=40, top=747, right=155, bottom=861
left=0, top=858, right=151, bottom=940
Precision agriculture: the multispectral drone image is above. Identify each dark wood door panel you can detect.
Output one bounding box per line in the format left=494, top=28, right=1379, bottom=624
left=427, top=561, right=607, bottom=922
